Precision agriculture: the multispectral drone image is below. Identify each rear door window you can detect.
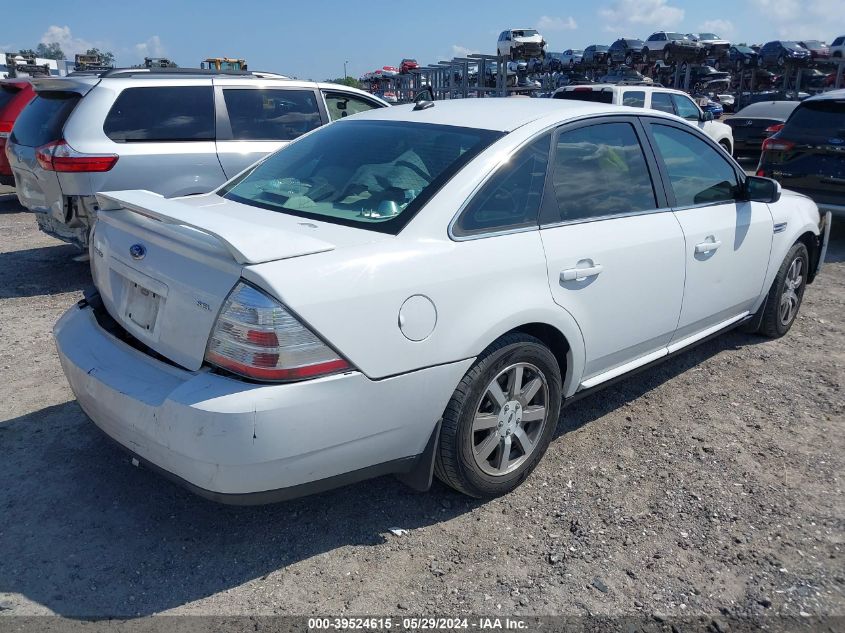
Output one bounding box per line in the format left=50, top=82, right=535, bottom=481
left=223, top=88, right=321, bottom=140
left=651, top=92, right=675, bottom=115
left=623, top=91, right=645, bottom=107
left=323, top=91, right=380, bottom=121
left=545, top=121, right=657, bottom=223
left=9, top=91, right=80, bottom=147
left=104, top=86, right=215, bottom=142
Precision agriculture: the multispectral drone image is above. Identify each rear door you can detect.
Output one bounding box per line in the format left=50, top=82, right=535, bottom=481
left=214, top=83, right=326, bottom=178
left=539, top=117, right=686, bottom=387
left=642, top=118, right=773, bottom=342
left=7, top=90, right=80, bottom=215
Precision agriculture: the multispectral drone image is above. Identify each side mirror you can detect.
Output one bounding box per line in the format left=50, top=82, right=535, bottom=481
left=701, top=110, right=714, bottom=122
left=743, top=176, right=782, bottom=203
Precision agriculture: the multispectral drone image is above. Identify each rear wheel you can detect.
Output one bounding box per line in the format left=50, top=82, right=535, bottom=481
left=434, top=334, right=562, bottom=498
left=719, top=139, right=732, bottom=155
left=754, top=243, right=809, bottom=338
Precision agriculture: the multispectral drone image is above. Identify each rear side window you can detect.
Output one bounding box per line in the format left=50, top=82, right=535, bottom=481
left=454, top=134, right=550, bottom=237
left=554, top=90, right=613, bottom=104
left=324, top=91, right=379, bottom=122
left=650, top=92, right=675, bottom=115
left=784, top=101, right=845, bottom=138
left=546, top=122, right=656, bottom=223
left=104, top=86, right=214, bottom=142
left=223, top=88, right=321, bottom=140
left=9, top=92, right=79, bottom=147
left=623, top=91, right=645, bottom=107
left=0, top=84, right=21, bottom=110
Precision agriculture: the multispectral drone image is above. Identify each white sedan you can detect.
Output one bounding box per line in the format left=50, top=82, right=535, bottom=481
left=54, top=99, right=830, bottom=503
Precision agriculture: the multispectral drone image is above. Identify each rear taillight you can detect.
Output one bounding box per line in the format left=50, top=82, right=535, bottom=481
left=35, top=140, right=118, bottom=173
left=761, top=137, right=795, bottom=152
left=764, top=123, right=784, bottom=136
left=756, top=168, right=766, bottom=177
left=205, top=281, right=351, bottom=382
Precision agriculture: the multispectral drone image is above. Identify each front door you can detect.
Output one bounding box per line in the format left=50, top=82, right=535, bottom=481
left=539, top=118, right=686, bottom=387
left=643, top=119, right=773, bottom=342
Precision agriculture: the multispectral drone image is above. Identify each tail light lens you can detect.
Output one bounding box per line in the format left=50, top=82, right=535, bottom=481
left=764, top=123, right=785, bottom=136
left=35, top=140, right=118, bottom=173
left=205, top=281, right=351, bottom=382
left=761, top=137, right=795, bottom=152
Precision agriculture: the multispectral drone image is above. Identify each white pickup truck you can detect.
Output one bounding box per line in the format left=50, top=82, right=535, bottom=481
left=553, top=84, right=734, bottom=155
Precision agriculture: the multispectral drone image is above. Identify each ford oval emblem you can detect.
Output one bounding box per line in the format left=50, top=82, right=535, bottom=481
left=129, top=243, right=146, bottom=260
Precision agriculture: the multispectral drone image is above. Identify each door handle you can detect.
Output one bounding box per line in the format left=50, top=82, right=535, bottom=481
left=561, top=264, right=603, bottom=282
left=694, top=239, right=722, bottom=254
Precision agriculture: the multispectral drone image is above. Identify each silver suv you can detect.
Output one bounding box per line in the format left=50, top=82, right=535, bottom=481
left=5, top=68, right=387, bottom=249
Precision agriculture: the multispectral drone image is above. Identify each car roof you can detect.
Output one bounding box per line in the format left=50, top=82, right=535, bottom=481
left=346, top=98, right=650, bottom=132
left=806, top=89, right=845, bottom=102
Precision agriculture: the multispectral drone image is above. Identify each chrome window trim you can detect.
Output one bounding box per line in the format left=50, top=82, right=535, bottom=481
left=539, top=206, right=675, bottom=229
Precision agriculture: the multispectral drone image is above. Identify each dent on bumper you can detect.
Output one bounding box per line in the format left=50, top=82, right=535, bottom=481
left=54, top=305, right=471, bottom=500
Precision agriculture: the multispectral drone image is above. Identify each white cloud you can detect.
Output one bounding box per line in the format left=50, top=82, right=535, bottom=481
left=452, top=44, right=478, bottom=57
left=598, top=0, right=684, bottom=33
left=537, top=15, right=578, bottom=31
left=134, top=35, right=165, bottom=60
left=749, top=0, right=838, bottom=40
left=699, top=19, right=734, bottom=37
left=39, top=25, right=91, bottom=57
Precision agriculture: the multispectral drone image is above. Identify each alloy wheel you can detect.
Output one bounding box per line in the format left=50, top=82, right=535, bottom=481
left=779, top=256, right=804, bottom=326
left=471, top=363, right=549, bottom=477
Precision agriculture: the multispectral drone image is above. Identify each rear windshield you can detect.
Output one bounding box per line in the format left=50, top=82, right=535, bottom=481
left=733, top=101, right=799, bottom=118
left=220, top=120, right=502, bottom=234
left=625, top=39, right=645, bottom=47
left=9, top=91, right=79, bottom=147
left=784, top=101, right=845, bottom=138
left=104, top=86, right=214, bottom=142
left=554, top=90, right=614, bottom=103
left=0, top=84, right=21, bottom=110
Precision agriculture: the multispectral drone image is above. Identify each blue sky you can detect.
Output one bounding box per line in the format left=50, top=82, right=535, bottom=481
left=0, top=0, right=838, bottom=79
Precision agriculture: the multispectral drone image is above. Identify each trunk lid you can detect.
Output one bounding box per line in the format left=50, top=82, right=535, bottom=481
left=91, top=191, right=384, bottom=370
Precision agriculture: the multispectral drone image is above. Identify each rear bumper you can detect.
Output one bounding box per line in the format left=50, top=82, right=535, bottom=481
left=54, top=301, right=471, bottom=503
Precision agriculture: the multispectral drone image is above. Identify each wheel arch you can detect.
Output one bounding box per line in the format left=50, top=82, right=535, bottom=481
left=796, top=230, right=821, bottom=283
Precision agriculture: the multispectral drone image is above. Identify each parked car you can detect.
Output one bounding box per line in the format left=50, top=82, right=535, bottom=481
left=686, top=32, right=731, bottom=55
left=554, top=69, right=593, bottom=87
left=5, top=68, right=387, bottom=250
left=598, top=67, right=653, bottom=85
left=685, top=65, right=731, bottom=92
left=758, top=41, right=811, bottom=67
left=497, top=29, right=546, bottom=59
left=581, top=45, right=610, bottom=66
left=757, top=89, right=845, bottom=215
left=0, top=78, right=36, bottom=186
left=400, top=59, right=419, bottom=74
left=560, top=49, right=584, bottom=68
left=831, top=35, right=845, bottom=58
left=608, top=39, right=647, bottom=66
left=643, top=32, right=704, bottom=62
left=553, top=84, right=734, bottom=154
left=725, top=45, right=759, bottom=71
left=542, top=53, right=565, bottom=73
left=55, top=99, right=826, bottom=502
left=797, top=41, right=831, bottom=61
left=694, top=95, right=724, bottom=118
left=724, top=100, right=801, bottom=157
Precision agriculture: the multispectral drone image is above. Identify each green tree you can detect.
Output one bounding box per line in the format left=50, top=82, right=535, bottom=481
left=85, top=48, right=116, bottom=66
left=327, top=76, right=361, bottom=89
left=35, top=42, right=65, bottom=60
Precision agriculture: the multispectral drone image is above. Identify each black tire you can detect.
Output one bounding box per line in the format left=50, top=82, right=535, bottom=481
left=625, top=53, right=634, bottom=66
left=664, top=48, right=672, bottom=62
left=719, top=140, right=732, bottom=154
left=434, top=334, right=562, bottom=498
left=778, top=54, right=786, bottom=67
left=754, top=242, right=809, bottom=338
left=642, top=47, right=650, bottom=60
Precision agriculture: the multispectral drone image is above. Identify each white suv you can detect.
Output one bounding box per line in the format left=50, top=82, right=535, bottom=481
left=553, top=84, right=734, bottom=154
left=497, top=29, right=547, bottom=59
left=831, top=35, right=845, bottom=58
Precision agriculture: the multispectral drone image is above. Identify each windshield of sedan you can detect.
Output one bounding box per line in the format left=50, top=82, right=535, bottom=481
left=220, top=120, right=502, bottom=234
left=698, top=33, right=719, bottom=40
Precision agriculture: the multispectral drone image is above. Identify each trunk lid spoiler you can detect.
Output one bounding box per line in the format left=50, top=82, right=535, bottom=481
left=97, top=190, right=335, bottom=265
left=31, top=76, right=99, bottom=96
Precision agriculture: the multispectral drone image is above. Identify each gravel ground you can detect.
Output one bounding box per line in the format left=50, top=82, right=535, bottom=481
left=0, top=184, right=843, bottom=623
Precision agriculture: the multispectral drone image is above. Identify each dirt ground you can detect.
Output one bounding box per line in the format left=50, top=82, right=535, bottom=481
left=0, top=183, right=843, bottom=623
